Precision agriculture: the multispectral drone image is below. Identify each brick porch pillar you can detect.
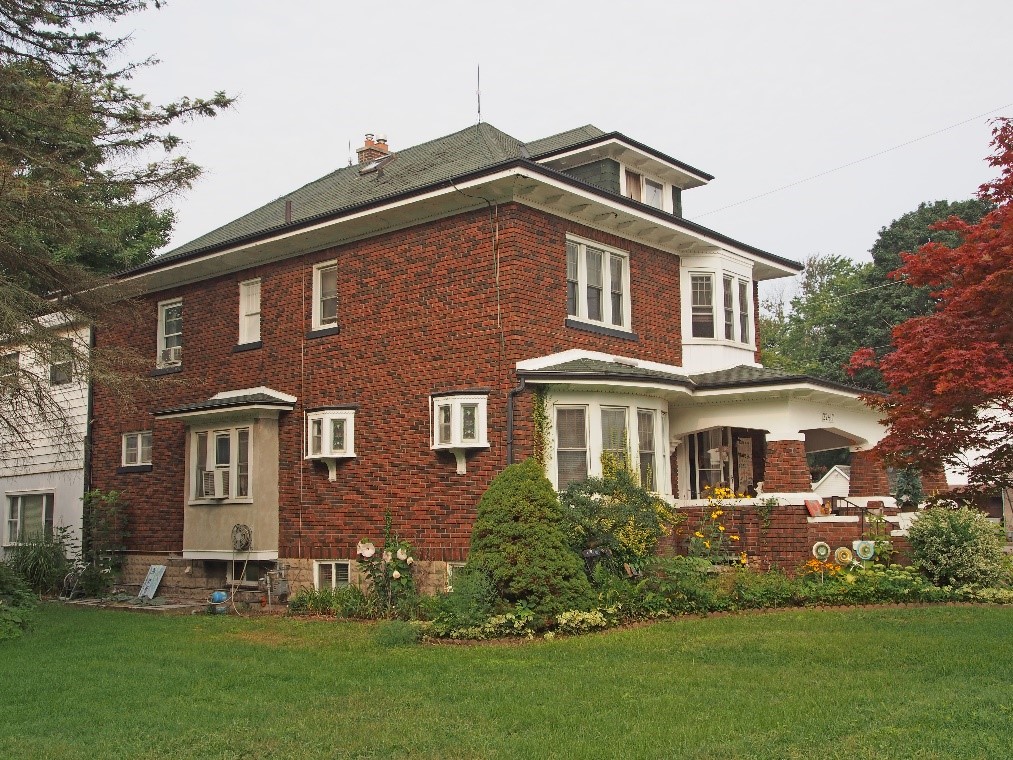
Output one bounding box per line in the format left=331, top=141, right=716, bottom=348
left=849, top=449, right=890, bottom=497
left=919, top=465, right=949, bottom=495
left=762, top=438, right=811, bottom=492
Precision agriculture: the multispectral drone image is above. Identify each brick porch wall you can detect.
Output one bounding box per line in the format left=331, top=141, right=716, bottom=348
left=762, top=440, right=811, bottom=492
left=849, top=449, right=891, bottom=497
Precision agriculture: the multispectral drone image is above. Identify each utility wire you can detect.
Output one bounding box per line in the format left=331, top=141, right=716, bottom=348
left=691, top=102, right=1013, bottom=220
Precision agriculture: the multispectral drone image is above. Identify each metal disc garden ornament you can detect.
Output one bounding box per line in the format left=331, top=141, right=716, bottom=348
left=853, top=540, right=875, bottom=561
left=834, top=547, right=854, bottom=565
left=812, top=542, right=831, bottom=561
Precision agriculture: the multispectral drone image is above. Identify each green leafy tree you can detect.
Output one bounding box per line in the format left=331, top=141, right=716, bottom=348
left=0, top=1, right=232, bottom=449
left=468, top=459, right=593, bottom=619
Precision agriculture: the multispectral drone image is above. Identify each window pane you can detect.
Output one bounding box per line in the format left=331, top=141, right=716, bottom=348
left=586, top=248, right=603, bottom=321
left=215, top=433, right=230, bottom=467
left=319, top=266, right=338, bottom=324
left=163, top=303, right=182, bottom=348
left=723, top=275, right=735, bottom=340
left=124, top=435, right=138, bottom=465
left=557, top=452, right=588, bottom=490
left=50, top=339, right=73, bottom=385
left=237, top=429, right=249, bottom=497
left=19, top=494, right=45, bottom=537
left=461, top=404, right=477, bottom=442
left=556, top=407, right=586, bottom=449
left=739, top=279, right=750, bottom=344
left=195, top=432, right=208, bottom=497
left=438, top=404, right=452, bottom=444
left=241, top=280, right=261, bottom=343
left=331, top=419, right=345, bottom=452
left=566, top=241, right=578, bottom=317
left=610, top=254, right=624, bottom=327
left=626, top=171, right=642, bottom=202
left=318, top=562, right=333, bottom=589
left=7, top=497, right=18, bottom=541
left=645, top=179, right=663, bottom=209
left=601, top=407, right=628, bottom=467
left=310, top=419, right=322, bottom=455
left=638, top=410, right=656, bottom=491
left=140, top=432, right=152, bottom=464
left=691, top=274, right=714, bottom=338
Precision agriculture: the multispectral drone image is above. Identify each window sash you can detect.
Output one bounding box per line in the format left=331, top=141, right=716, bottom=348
left=723, top=275, right=735, bottom=340
left=318, top=265, right=338, bottom=326
left=330, top=419, right=345, bottom=453
left=625, top=170, right=642, bottom=202
left=566, top=241, right=579, bottom=317
left=601, top=407, right=628, bottom=467
left=738, top=279, right=750, bottom=344
left=240, top=280, right=261, bottom=344
left=437, top=404, right=452, bottom=445
left=638, top=410, right=656, bottom=491
left=556, top=407, right=588, bottom=489
left=461, top=404, right=477, bottom=443
left=161, top=303, right=182, bottom=350
left=310, top=419, right=323, bottom=455
left=644, top=178, right=664, bottom=209
left=586, top=248, right=604, bottom=322
left=691, top=274, right=715, bottom=338
left=237, top=429, right=249, bottom=498
left=50, top=339, right=73, bottom=385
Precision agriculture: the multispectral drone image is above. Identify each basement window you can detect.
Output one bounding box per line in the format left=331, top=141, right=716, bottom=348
left=315, top=560, right=351, bottom=590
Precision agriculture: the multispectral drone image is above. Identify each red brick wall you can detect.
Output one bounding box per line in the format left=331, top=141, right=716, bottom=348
left=92, top=203, right=685, bottom=560
left=850, top=449, right=890, bottom=497
left=920, top=465, right=949, bottom=496
left=762, top=440, right=811, bottom=492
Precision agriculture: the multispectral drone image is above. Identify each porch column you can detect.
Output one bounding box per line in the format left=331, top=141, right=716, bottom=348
left=762, top=437, right=811, bottom=492
left=849, top=449, right=890, bottom=497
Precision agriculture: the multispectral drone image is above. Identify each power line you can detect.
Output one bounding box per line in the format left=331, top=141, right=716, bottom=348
left=691, top=102, right=1013, bottom=220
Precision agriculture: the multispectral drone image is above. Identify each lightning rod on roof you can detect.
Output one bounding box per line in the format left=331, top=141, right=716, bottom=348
left=477, top=64, right=481, bottom=124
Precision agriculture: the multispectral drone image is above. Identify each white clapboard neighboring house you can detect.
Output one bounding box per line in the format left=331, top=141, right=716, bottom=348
left=812, top=465, right=851, bottom=500
left=0, top=325, right=91, bottom=557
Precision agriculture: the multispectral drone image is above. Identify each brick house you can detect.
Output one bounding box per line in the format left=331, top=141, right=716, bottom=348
left=90, top=124, right=899, bottom=595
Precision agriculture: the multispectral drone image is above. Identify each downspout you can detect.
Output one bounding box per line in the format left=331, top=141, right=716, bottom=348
left=506, top=376, right=525, bottom=466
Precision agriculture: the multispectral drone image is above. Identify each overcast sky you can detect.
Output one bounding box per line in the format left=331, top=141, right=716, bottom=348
left=120, top=0, right=1012, bottom=283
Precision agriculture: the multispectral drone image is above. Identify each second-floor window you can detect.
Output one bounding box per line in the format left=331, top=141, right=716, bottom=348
left=565, top=237, right=630, bottom=330
left=157, top=299, right=183, bottom=367
left=49, top=338, right=73, bottom=386
left=691, top=274, right=714, bottom=338
left=122, top=431, right=152, bottom=466
left=239, top=279, right=261, bottom=344
left=312, top=261, right=338, bottom=330
left=690, top=271, right=752, bottom=345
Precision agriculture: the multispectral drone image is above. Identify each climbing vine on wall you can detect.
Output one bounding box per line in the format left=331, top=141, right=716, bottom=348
left=532, top=387, right=550, bottom=465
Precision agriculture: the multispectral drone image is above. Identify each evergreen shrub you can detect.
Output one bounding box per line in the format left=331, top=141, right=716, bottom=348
left=907, top=505, right=1005, bottom=586
left=468, top=459, right=593, bottom=619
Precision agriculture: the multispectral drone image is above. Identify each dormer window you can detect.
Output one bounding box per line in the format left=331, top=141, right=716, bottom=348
left=623, top=167, right=670, bottom=212
left=644, top=178, right=664, bottom=209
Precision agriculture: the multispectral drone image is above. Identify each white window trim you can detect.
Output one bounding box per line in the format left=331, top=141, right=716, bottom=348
left=156, top=298, right=183, bottom=367
left=4, top=490, right=55, bottom=546
left=311, top=260, right=338, bottom=331
left=431, top=393, right=489, bottom=474
left=239, top=278, right=262, bottom=345
left=314, top=560, right=351, bottom=590
left=565, top=235, right=632, bottom=333
left=189, top=424, right=253, bottom=505
left=121, top=430, right=152, bottom=466
left=446, top=561, right=467, bottom=592
left=545, top=392, right=671, bottom=497
left=305, top=409, right=356, bottom=481
left=621, top=166, right=672, bottom=212
left=682, top=265, right=754, bottom=349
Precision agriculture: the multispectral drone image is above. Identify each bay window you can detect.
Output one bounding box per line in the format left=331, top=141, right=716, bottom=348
left=550, top=394, right=670, bottom=495
left=192, top=426, right=251, bottom=502
left=687, top=269, right=753, bottom=345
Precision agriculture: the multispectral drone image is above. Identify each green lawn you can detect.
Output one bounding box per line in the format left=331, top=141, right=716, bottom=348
left=1, top=604, right=1011, bottom=759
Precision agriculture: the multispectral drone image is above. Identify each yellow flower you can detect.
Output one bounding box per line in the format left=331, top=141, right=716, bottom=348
left=731, top=535, right=740, bottom=541
left=704, top=541, right=711, bottom=549
left=694, top=531, right=704, bottom=538
left=710, top=511, right=718, bottom=519
left=716, top=510, right=723, bottom=516
left=718, top=525, right=725, bottom=532
left=739, top=552, right=748, bottom=564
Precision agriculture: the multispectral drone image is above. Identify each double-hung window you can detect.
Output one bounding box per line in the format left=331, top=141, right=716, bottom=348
left=638, top=409, right=657, bottom=491
left=565, top=237, right=630, bottom=330
left=5, top=493, right=54, bottom=544
left=601, top=407, right=628, bottom=468
left=192, top=426, right=250, bottom=501
left=723, top=275, right=735, bottom=341
left=312, top=261, right=339, bottom=330
left=691, top=274, right=715, bottom=338
left=49, top=338, right=73, bottom=385
left=122, top=431, right=152, bottom=466
left=738, top=280, right=751, bottom=344
left=555, top=406, right=589, bottom=489
left=157, top=299, right=183, bottom=366
left=239, top=279, right=261, bottom=344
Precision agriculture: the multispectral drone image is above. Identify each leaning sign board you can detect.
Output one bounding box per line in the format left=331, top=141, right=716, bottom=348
left=138, top=565, right=167, bottom=599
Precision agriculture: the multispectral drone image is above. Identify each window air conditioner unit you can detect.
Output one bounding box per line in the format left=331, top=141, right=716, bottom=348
left=160, top=346, right=182, bottom=365
left=202, top=470, right=228, bottom=499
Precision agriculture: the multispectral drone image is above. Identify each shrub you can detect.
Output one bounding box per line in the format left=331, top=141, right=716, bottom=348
left=79, top=490, right=129, bottom=596
left=0, top=562, right=37, bottom=640
left=428, top=566, right=496, bottom=635
left=374, top=619, right=422, bottom=647
left=907, top=505, right=1005, bottom=587
left=468, top=459, right=593, bottom=620
left=560, top=453, right=680, bottom=575
left=893, top=467, right=924, bottom=509
left=4, top=527, right=71, bottom=594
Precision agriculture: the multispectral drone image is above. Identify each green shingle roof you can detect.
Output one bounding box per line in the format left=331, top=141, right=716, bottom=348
left=519, top=360, right=864, bottom=394
left=155, top=392, right=295, bottom=417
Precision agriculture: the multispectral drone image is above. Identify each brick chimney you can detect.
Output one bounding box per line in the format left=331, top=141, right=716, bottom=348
left=356, top=133, right=389, bottom=165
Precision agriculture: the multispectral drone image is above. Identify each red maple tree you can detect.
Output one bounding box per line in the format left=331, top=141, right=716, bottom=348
left=851, top=117, right=1013, bottom=487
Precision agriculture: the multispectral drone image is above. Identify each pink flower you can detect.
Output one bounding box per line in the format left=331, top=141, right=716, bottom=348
left=357, top=541, right=375, bottom=558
